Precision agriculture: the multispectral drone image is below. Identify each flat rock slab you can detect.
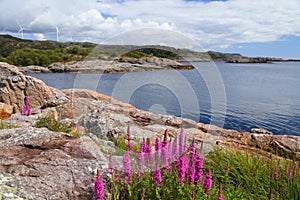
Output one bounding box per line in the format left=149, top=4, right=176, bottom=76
left=0, top=127, right=107, bottom=200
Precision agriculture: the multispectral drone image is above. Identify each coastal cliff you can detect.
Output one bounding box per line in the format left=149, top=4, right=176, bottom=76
left=0, top=62, right=299, bottom=199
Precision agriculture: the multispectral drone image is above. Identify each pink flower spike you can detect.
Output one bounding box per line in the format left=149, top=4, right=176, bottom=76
left=25, top=97, right=29, bottom=106
left=269, top=188, right=272, bottom=200
left=145, top=138, right=153, bottom=169
left=216, top=183, right=224, bottom=200
left=155, top=138, right=161, bottom=164
left=155, top=138, right=161, bottom=151
left=153, top=168, right=162, bottom=187
left=108, top=154, right=114, bottom=175
left=141, top=138, right=147, bottom=153
left=225, top=165, right=230, bottom=176
left=123, top=152, right=132, bottom=184
left=172, top=137, right=179, bottom=164
left=177, top=155, right=188, bottom=183
left=136, top=152, right=144, bottom=176
left=189, top=138, right=196, bottom=161
left=114, top=170, right=120, bottom=183
left=179, top=128, right=186, bottom=155
left=141, top=188, right=146, bottom=200
left=203, top=169, right=212, bottom=196
left=195, top=152, right=204, bottom=184
left=94, top=169, right=105, bottom=200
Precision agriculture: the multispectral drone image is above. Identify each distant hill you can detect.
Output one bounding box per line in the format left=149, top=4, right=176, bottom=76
left=0, top=34, right=286, bottom=67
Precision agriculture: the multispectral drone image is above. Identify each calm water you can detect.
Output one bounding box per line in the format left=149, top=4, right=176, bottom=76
left=27, top=62, right=300, bottom=136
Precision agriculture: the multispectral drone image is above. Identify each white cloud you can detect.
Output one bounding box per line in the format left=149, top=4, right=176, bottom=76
left=0, top=0, right=299, bottom=50
left=33, top=33, right=46, bottom=41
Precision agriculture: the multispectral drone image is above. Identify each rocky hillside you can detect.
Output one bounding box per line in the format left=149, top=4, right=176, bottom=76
left=0, top=62, right=299, bottom=199
left=1, top=34, right=291, bottom=68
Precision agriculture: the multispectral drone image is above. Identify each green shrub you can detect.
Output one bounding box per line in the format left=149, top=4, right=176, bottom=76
left=4, top=47, right=91, bottom=67
left=35, top=117, right=80, bottom=137
left=109, top=136, right=140, bottom=153
left=121, top=51, right=151, bottom=59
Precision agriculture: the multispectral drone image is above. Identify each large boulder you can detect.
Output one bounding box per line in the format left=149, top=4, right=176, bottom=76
left=0, top=127, right=107, bottom=200
left=0, top=62, right=68, bottom=112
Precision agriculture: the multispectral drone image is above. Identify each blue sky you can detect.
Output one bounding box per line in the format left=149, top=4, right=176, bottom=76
left=0, top=0, right=299, bottom=59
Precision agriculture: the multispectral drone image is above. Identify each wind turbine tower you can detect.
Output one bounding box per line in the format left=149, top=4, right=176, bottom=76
left=56, top=26, right=60, bottom=42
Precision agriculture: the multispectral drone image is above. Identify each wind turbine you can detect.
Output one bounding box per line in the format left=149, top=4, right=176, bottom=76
left=17, top=21, right=31, bottom=39
left=55, top=26, right=60, bottom=42
left=1, top=27, right=7, bottom=35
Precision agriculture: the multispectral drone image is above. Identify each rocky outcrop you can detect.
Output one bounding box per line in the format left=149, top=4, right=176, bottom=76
left=0, top=127, right=107, bottom=200
left=44, top=58, right=193, bottom=74
left=225, top=56, right=283, bottom=63
left=1, top=63, right=300, bottom=199
left=18, top=65, right=51, bottom=73
left=0, top=62, right=68, bottom=113
left=251, top=128, right=273, bottom=135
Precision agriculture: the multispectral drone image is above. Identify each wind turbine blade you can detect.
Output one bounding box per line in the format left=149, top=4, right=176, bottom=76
left=16, top=20, right=22, bottom=29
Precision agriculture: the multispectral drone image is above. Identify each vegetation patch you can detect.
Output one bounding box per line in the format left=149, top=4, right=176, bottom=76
left=35, top=117, right=80, bottom=137
left=94, top=129, right=300, bottom=200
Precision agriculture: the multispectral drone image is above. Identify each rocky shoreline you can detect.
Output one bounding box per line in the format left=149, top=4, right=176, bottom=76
left=0, top=62, right=299, bottom=199
left=18, top=57, right=194, bottom=74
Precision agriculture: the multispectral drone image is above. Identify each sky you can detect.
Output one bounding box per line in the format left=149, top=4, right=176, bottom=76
left=0, top=0, right=300, bottom=58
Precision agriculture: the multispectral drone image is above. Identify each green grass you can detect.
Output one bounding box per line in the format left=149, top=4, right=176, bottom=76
left=35, top=117, right=80, bottom=137
left=109, top=136, right=140, bottom=153
left=205, top=147, right=300, bottom=200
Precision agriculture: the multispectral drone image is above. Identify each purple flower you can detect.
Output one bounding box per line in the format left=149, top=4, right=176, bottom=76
left=161, top=134, right=170, bottom=169
left=177, top=155, right=188, bottom=183
left=286, top=161, right=295, bottom=180
left=20, top=96, right=31, bottom=116
left=189, top=139, right=196, bottom=161
left=25, top=97, right=29, bottom=105
left=145, top=138, right=153, bottom=169
left=153, top=168, right=162, bottom=187
left=216, top=183, right=224, bottom=200
left=154, top=138, right=161, bottom=166
left=108, top=154, right=114, bottom=175
left=20, top=107, right=24, bottom=115
left=123, top=152, right=132, bottom=184
left=155, top=138, right=161, bottom=152
left=141, top=139, right=147, bottom=153
left=203, top=169, right=213, bottom=196
left=172, top=137, right=179, bottom=164
left=179, top=128, right=186, bottom=156
left=187, top=163, right=195, bottom=184
left=194, top=152, right=204, bottom=184
left=136, top=152, right=145, bottom=176
left=168, top=138, right=173, bottom=157
left=161, top=146, right=170, bottom=169
left=141, top=188, right=146, bottom=200
left=225, top=165, right=230, bottom=176
left=114, top=170, right=120, bottom=183
left=94, top=169, right=105, bottom=200
left=272, top=166, right=279, bottom=181
left=269, top=188, right=272, bottom=200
